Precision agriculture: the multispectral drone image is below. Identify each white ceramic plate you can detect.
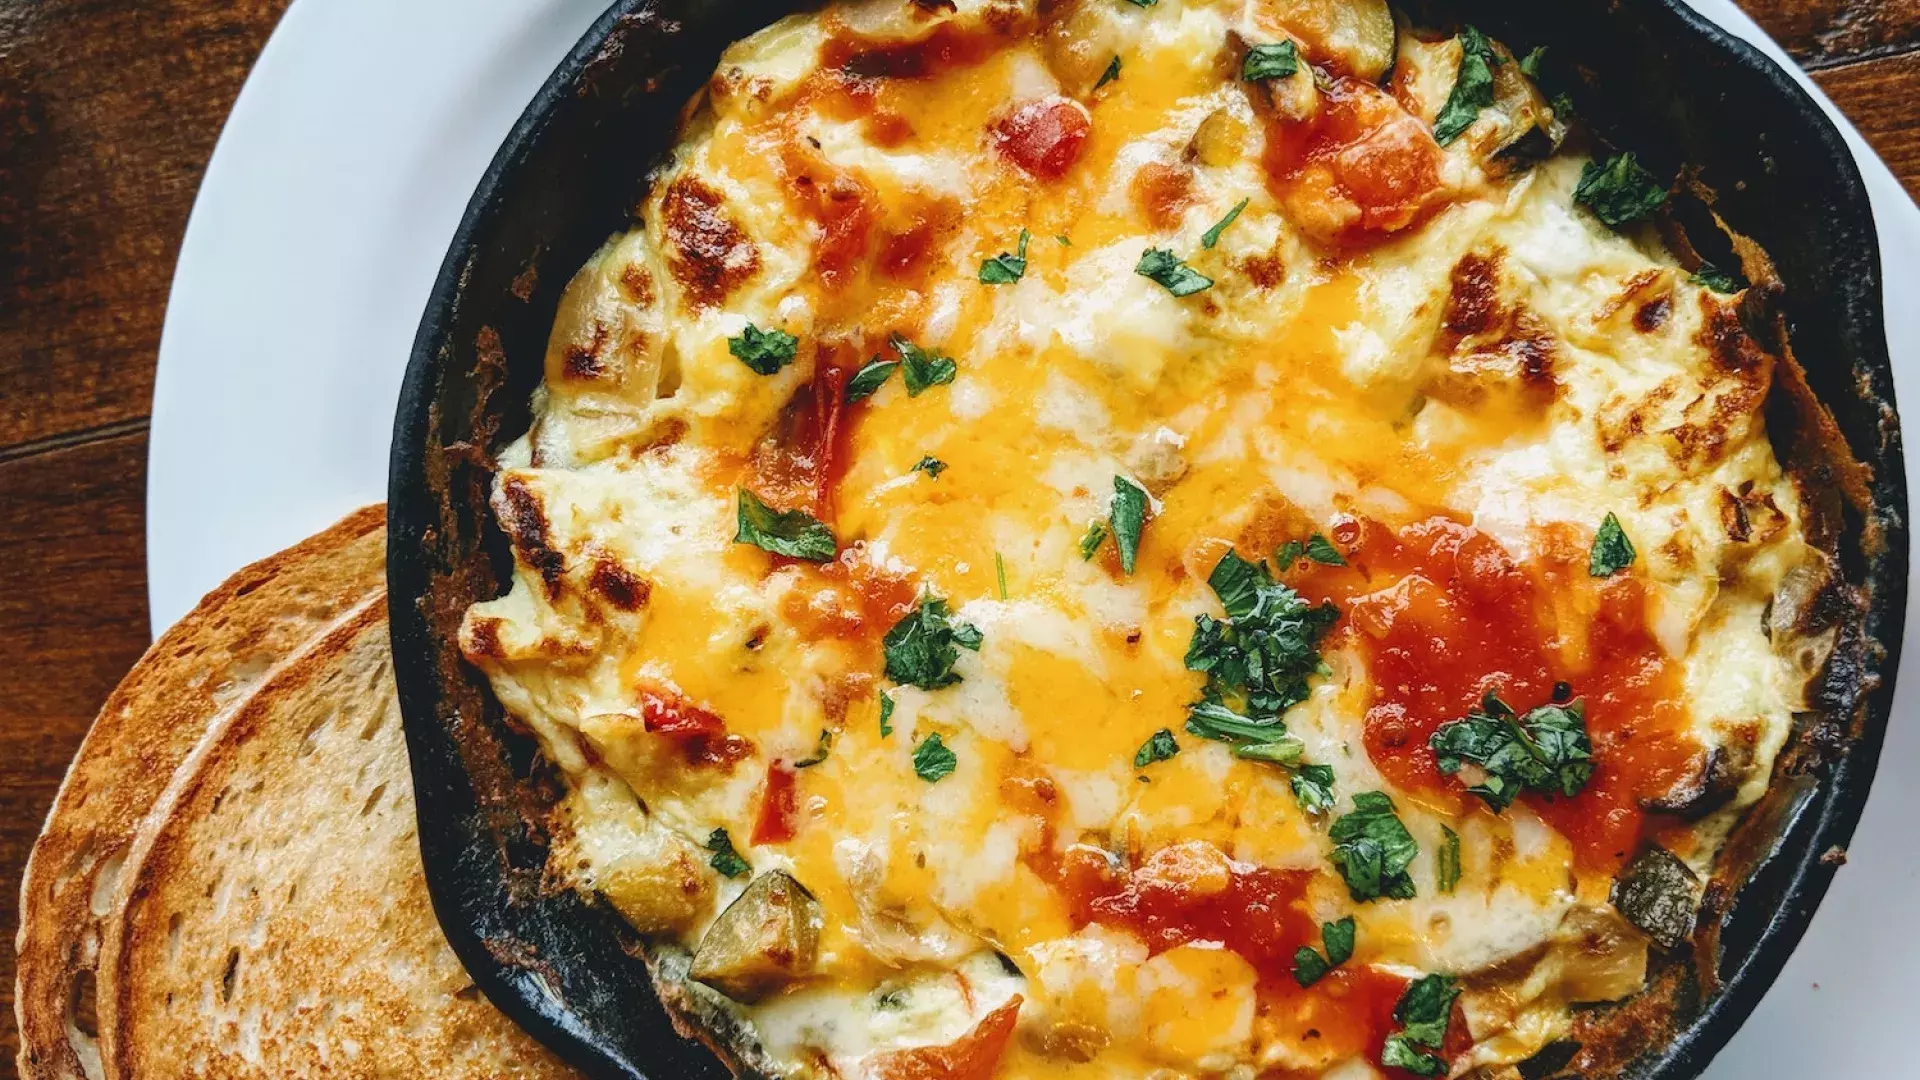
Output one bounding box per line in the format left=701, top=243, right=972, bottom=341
left=148, top=1, right=1918, bottom=1074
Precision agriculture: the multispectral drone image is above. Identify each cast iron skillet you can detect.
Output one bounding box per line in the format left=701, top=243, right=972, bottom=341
left=388, top=2, right=1907, bottom=1077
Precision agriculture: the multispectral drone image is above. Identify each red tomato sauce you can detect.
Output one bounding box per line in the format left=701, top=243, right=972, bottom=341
left=1290, top=516, right=1702, bottom=872
left=1055, top=844, right=1462, bottom=1071
left=752, top=761, right=800, bottom=844
left=1260, top=77, right=1445, bottom=242
left=1057, top=845, right=1317, bottom=977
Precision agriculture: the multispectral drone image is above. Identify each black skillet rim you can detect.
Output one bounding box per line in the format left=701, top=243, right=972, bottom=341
left=388, top=2, right=1909, bottom=1077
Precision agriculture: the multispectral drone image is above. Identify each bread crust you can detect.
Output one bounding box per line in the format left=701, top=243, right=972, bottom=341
left=92, top=600, right=577, bottom=1078
left=14, top=505, right=386, bottom=1080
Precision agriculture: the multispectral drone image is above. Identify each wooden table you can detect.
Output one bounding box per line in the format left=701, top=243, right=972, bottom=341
left=0, top=0, right=1914, bottom=1069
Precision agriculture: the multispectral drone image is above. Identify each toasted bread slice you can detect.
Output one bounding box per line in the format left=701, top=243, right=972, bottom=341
left=15, top=505, right=387, bottom=1080
left=92, top=597, right=577, bottom=1078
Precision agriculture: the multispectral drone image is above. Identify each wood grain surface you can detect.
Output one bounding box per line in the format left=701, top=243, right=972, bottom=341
left=0, top=0, right=1913, bottom=1073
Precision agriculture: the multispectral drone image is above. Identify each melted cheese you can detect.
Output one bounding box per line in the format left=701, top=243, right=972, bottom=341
left=460, top=2, right=1820, bottom=1077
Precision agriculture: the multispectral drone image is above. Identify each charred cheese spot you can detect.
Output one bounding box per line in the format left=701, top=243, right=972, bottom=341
left=663, top=176, right=762, bottom=309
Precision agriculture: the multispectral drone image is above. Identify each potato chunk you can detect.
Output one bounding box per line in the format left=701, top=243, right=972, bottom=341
left=689, top=871, right=824, bottom=1002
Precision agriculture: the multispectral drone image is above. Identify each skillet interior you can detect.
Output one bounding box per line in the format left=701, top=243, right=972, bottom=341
left=386, top=2, right=1907, bottom=1077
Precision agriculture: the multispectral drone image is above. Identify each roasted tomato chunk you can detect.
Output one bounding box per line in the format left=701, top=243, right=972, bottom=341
left=992, top=98, right=1091, bottom=180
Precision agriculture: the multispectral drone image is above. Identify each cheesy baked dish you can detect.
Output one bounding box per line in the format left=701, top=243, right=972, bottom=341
left=458, top=0, right=1846, bottom=1076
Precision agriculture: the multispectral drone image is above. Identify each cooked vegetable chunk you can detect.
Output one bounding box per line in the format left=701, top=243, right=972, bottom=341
left=689, top=871, right=823, bottom=1001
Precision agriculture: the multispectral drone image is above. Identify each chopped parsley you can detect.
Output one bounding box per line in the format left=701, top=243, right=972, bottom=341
left=995, top=552, right=1010, bottom=600
left=1589, top=512, right=1637, bottom=576
left=1292, top=916, right=1356, bottom=988
left=893, top=333, right=958, bottom=396
left=913, top=732, right=958, bottom=782
left=845, top=358, right=901, bottom=403
left=1438, top=825, right=1462, bottom=893
left=728, top=324, right=799, bottom=375
left=1095, top=55, right=1122, bottom=89
left=793, top=728, right=834, bottom=768
left=1134, top=728, right=1180, bottom=768
left=978, top=229, right=1031, bottom=285
left=1242, top=41, right=1299, bottom=82
left=1186, top=551, right=1340, bottom=721
left=1575, top=153, right=1668, bottom=228
left=1291, top=763, right=1336, bottom=815
left=879, top=693, right=895, bottom=738
left=1186, top=700, right=1296, bottom=745
left=1305, top=533, right=1346, bottom=566
left=1135, top=248, right=1213, bottom=297
left=734, top=489, right=837, bottom=562
left=1201, top=198, right=1249, bottom=249
left=1691, top=262, right=1744, bottom=294
left=1180, top=552, right=1340, bottom=813
left=1275, top=540, right=1305, bottom=570
left=912, top=455, right=948, bottom=479
left=1329, top=791, right=1419, bottom=902
left=1518, top=45, right=1547, bottom=79
left=1121, top=0, right=1155, bottom=7
left=1434, top=26, right=1500, bottom=146
left=1055, top=234, right=1072, bottom=247
left=1379, top=975, right=1460, bottom=1077
left=1110, top=476, right=1149, bottom=575
left=1430, top=691, right=1594, bottom=811
left=1233, top=738, right=1305, bottom=765
left=1079, top=520, right=1110, bottom=560
left=883, top=595, right=984, bottom=690
left=706, top=828, right=750, bottom=878
left=1184, top=703, right=1331, bottom=815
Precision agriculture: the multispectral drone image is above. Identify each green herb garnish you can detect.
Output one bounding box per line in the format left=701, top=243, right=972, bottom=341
left=1430, top=691, right=1593, bottom=812
left=794, top=729, right=834, bottom=768
left=1110, top=476, right=1149, bottom=575
left=1438, top=825, right=1462, bottom=893
left=1291, top=763, right=1336, bottom=815
left=912, top=455, right=948, bottom=479
left=978, top=229, right=1032, bottom=285
left=1589, top=512, right=1636, bottom=576
left=728, top=324, right=799, bottom=375
left=1305, top=533, right=1345, bottom=566
left=1134, top=728, right=1180, bottom=768
left=845, top=358, right=900, bottom=403
left=995, top=552, right=1010, bottom=600
left=1434, top=27, right=1500, bottom=145
left=1292, top=916, right=1356, bottom=988
left=1575, top=153, right=1668, bottom=228
left=1096, top=55, right=1122, bottom=89
left=1079, top=521, right=1110, bottom=561
left=1690, top=262, right=1743, bottom=294
left=891, top=334, right=958, bottom=396
left=879, top=693, right=895, bottom=738
left=1242, top=41, right=1299, bottom=82
left=1329, top=791, right=1419, bottom=902
left=706, top=828, right=750, bottom=878
left=883, top=595, right=984, bottom=690
left=1186, top=551, right=1339, bottom=720
left=734, top=489, right=837, bottom=561
left=1201, top=198, right=1250, bottom=249
left=1379, top=975, right=1460, bottom=1077
left=913, top=732, right=958, bottom=782
left=1275, top=540, right=1305, bottom=570
left=1135, top=248, right=1213, bottom=297
left=1518, top=45, right=1547, bottom=79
